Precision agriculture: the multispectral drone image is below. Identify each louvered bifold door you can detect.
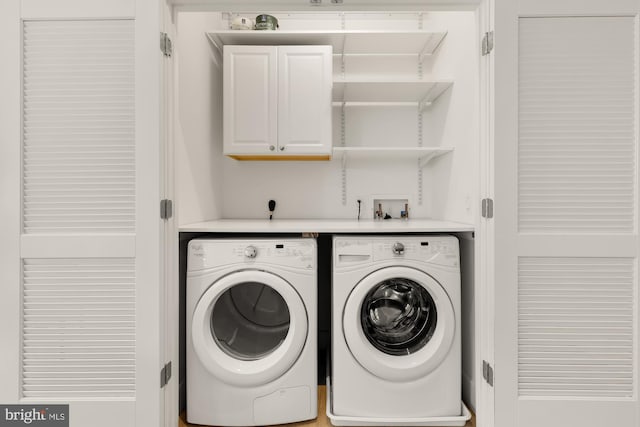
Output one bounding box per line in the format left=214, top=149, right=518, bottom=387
left=494, top=3, right=639, bottom=427
left=5, top=1, right=163, bottom=427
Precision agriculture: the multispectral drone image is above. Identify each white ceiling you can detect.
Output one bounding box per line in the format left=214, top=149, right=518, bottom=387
left=168, top=0, right=481, bottom=12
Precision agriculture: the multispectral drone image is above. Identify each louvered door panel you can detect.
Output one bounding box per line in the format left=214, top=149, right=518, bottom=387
left=496, top=7, right=640, bottom=427
left=518, top=17, right=636, bottom=233
left=23, top=20, right=135, bottom=234
left=518, top=257, right=634, bottom=398
left=1, top=2, right=162, bottom=426
left=22, top=258, right=135, bottom=398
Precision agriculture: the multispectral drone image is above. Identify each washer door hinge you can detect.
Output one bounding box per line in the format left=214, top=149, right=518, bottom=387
left=481, top=198, right=494, bottom=219
left=482, top=360, right=494, bottom=387
left=160, top=361, right=172, bottom=388
left=482, top=31, right=494, bottom=56
left=160, top=199, right=173, bottom=220
left=160, top=32, right=173, bottom=57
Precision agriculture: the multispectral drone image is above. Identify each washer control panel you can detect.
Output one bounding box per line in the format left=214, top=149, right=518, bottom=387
left=188, top=239, right=316, bottom=271
left=334, top=235, right=459, bottom=268
left=375, top=237, right=458, bottom=267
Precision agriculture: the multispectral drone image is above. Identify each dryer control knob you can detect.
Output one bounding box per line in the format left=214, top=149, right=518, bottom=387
left=392, top=242, right=405, bottom=255
left=244, top=246, right=258, bottom=259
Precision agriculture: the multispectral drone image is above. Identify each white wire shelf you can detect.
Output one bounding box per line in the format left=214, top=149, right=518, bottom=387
left=332, top=79, right=452, bottom=105
left=333, top=146, right=453, bottom=168
left=205, top=29, right=447, bottom=57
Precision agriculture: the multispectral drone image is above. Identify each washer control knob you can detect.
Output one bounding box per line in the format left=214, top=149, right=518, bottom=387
left=244, top=246, right=258, bottom=259
left=392, top=242, right=405, bottom=255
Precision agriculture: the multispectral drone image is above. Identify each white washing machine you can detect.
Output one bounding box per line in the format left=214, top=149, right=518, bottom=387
left=331, top=235, right=462, bottom=421
left=187, top=238, right=317, bottom=426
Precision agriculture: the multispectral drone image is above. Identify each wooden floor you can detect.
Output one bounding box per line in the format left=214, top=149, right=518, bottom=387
left=179, top=386, right=475, bottom=427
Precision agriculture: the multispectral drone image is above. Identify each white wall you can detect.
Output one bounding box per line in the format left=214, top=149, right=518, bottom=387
left=423, top=12, right=479, bottom=224
left=190, top=11, right=479, bottom=222
left=175, top=12, right=225, bottom=225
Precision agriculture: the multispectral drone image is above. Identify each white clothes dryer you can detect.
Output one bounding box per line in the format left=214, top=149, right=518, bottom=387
left=331, top=235, right=462, bottom=420
left=187, top=238, right=317, bottom=426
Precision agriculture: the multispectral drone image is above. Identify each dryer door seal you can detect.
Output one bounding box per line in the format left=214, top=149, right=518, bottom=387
left=343, top=266, right=455, bottom=382
left=191, top=270, right=308, bottom=387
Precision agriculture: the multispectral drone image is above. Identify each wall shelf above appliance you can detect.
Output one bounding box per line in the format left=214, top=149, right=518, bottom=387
left=333, top=146, right=453, bottom=168
left=206, top=29, right=447, bottom=57
left=332, top=79, right=452, bottom=107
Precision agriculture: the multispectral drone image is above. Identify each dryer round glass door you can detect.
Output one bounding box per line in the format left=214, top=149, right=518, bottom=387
left=191, top=270, right=308, bottom=387
left=211, top=282, right=290, bottom=360
left=343, top=266, right=455, bottom=382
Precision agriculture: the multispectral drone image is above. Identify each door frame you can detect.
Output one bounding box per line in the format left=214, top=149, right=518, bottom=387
left=477, top=0, right=495, bottom=426
left=165, top=1, right=493, bottom=426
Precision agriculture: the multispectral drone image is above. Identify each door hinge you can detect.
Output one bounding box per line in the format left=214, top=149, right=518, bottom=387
left=482, top=360, right=494, bottom=387
left=481, top=198, right=494, bottom=219
left=482, top=31, right=494, bottom=56
left=160, top=32, right=172, bottom=57
left=160, top=199, right=173, bottom=220
left=160, top=361, right=172, bottom=388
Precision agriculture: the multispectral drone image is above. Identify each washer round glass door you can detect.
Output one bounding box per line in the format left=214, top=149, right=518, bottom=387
left=191, top=270, right=308, bottom=387
left=343, top=266, right=455, bottom=382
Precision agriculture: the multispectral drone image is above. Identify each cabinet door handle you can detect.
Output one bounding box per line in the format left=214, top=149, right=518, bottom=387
left=280, top=146, right=285, bottom=151
left=269, top=145, right=275, bottom=151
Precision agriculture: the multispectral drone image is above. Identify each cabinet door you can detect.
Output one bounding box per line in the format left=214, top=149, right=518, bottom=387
left=493, top=1, right=639, bottom=427
left=224, top=46, right=278, bottom=156
left=0, top=1, right=164, bottom=427
left=278, top=46, right=332, bottom=156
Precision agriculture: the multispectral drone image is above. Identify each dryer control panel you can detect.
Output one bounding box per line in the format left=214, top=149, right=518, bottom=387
left=188, top=239, right=316, bottom=271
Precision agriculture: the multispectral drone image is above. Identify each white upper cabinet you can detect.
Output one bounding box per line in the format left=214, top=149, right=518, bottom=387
left=278, top=46, right=332, bottom=156
left=223, top=45, right=332, bottom=160
left=223, top=46, right=278, bottom=156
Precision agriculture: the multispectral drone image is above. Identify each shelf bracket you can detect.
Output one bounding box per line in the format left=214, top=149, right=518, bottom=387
left=418, top=152, right=437, bottom=168
left=205, top=32, right=223, bottom=69
left=418, top=148, right=453, bottom=168
left=341, top=101, right=347, bottom=205
left=419, top=100, right=433, bottom=112
left=341, top=101, right=346, bottom=146
left=417, top=107, right=423, bottom=205
left=339, top=13, right=347, bottom=78
left=341, top=154, right=347, bottom=205
left=420, top=82, right=441, bottom=108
